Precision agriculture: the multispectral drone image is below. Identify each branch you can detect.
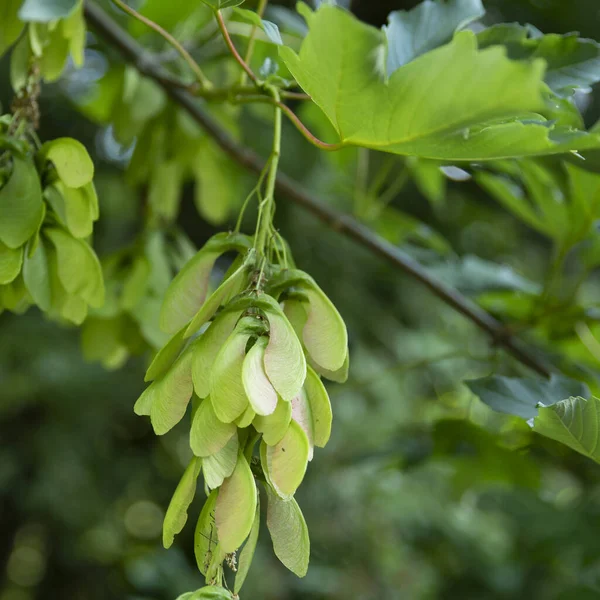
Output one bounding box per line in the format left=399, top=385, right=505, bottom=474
left=83, top=1, right=553, bottom=379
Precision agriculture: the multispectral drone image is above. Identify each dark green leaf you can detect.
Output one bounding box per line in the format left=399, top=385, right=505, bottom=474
left=478, top=24, right=600, bottom=96
left=0, top=0, right=25, bottom=57
left=384, top=0, right=485, bottom=73
left=427, top=255, right=540, bottom=295
left=534, top=396, right=600, bottom=462
left=19, top=0, right=79, bottom=22
left=467, top=374, right=590, bottom=419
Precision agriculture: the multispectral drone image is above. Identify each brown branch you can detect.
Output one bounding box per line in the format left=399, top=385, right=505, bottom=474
left=83, top=1, right=553, bottom=379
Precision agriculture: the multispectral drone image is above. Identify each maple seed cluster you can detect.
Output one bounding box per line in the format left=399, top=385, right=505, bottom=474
left=0, top=126, right=103, bottom=322
left=135, top=231, right=349, bottom=593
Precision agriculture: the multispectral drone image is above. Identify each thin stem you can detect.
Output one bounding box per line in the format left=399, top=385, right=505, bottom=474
left=216, top=11, right=259, bottom=85
left=236, top=94, right=342, bottom=150
left=234, top=158, right=271, bottom=233
left=368, top=166, right=410, bottom=220
left=277, top=101, right=343, bottom=151
left=255, top=88, right=282, bottom=256
left=110, top=0, right=212, bottom=89
left=367, top=155, right=396, bottom=198
left=240, top=0, right=268, bottom=86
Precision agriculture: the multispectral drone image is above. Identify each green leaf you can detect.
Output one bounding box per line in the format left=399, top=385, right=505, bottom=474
left=184, top=262, right=248, bottom=338
left=534, top=396, right=600, bottom=462
left=121, top=256, right=151, bottom=311
left=45, top=227, right=104, bottom=307
left=478, top=24, right=600, bottom=96
left=466, top=375, right=589, bottom=420
left=47, top=248, right=89, bottom=323
left=242, top=336, right=278, bottom=416
left=23, top=236, right=52, bottom=311
left=19, top=0, right=79, bottom=22
left=375, top=206, right=451, bottom=254
left=39, top=138, right=94, bottom=188
left=234, top=495, right=260, bottom=594
left=160, top=232, right=251, bottom=334
left=148, top=160, right=183, bottom=223
left=383, top=0, right=485, bottom=73
left=192, top=310, right=242, bottom=399
left=163, top=457, right=202, bottom=549
left=261, top=420, right=309, bottom=499
left=407, top=158, right=446, bottom=207
left=34, top=21, right=71, bottom=82
left=427, top=255, right=540, bottom=295
left=280, top=7, right=600, bottom=160
left=203, top=432, right=239, bottom=489
left=215, top=453, right=257, bottom=553
left=265, top=486, right=310, bottom=577
left=0, top=0, right=25, bottom=57
left=199, top=0, right=245, bottom=9
left=44, top=182, right=95, bottom=239
left=176, top=587, right=234, bottom=600
left=253, top=396, right=292, bottom=446
left=149, top=351, right=194, bottom=435
left=191, top=398, right=237, bottom=457
left=193, top=140, right=242, bottom=225
left=475, top=169, right=549, bottom=235
left=10, top=33, right=31, bottom=92
left=304, top=366, right=332, bottom=448
left=260, top=294, right=307, bottom=401
left=145, top=326, right=188, bottom=382
left=0, top=241, right=23, bottom=285
left=234, top=8, right=283, bottom=45
left=0, top=156, right=44, bottom=249
left=209, top=321, right=254, bottom=423
left=194, top=490, right=220, bottom=576
left=80, top=317, right=127, bottom=369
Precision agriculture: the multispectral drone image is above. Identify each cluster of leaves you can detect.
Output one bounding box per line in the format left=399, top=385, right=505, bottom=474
left=133, top=230, right=347, bottom=594
left=3, top=0, right=85, bottom=87
left=0, top=128, right=103, bottom=323
left=81, top=227, right=197, bottom=368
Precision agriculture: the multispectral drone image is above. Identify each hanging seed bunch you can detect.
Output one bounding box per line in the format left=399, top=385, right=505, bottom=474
left=81, top=228, right=197, bottom=369
left=0, top=114, right=103, bottom=321
left=135, top=230, right=348, bottom=594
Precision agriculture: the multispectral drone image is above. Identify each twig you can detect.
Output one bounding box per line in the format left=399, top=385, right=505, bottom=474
left=84, top=1, right=553, bottom=379
left=215, top=11, right=258, bottom=85
left=240, top=0, right=268, bottom=86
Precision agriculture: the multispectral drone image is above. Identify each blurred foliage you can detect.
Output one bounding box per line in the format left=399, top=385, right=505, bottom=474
left=4, top=1, right=600, bottom=599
